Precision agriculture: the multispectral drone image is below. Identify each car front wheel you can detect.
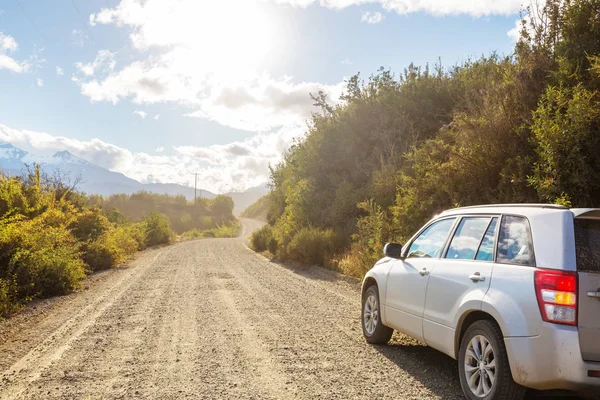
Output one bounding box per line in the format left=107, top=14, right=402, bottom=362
left=458, top=320, right=526, bottom=400
left=361, top=285, right=393, bottom=344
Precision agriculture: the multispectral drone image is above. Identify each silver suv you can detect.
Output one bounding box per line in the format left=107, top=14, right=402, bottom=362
left=361, top=204, right=600, bottom=400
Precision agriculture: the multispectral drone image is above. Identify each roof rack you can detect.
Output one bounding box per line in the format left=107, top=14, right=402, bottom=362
left=451, top=203, right=568, bottom=211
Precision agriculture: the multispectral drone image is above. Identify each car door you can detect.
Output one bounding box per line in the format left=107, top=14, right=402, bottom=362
left=423, top=216, right=498, bottom=357
left=573, top=215, right=600, bottom=362
left=385, top=217, right=457, bottom=341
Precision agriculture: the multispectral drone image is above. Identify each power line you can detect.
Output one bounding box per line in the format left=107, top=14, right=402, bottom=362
left=70, top=0, right=95, bottom=44
left=14, top=0, right=44, bottom=39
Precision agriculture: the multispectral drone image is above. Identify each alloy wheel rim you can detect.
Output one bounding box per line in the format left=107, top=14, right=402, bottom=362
left=464, top=334, right=496, bottom=397
left=363, top=293, right=378, bottom=335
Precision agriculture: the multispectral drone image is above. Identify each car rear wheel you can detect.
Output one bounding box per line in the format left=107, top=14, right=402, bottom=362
left=361, top=285, right=393, bottom=344
left=458, top=320, right=526, bottom=400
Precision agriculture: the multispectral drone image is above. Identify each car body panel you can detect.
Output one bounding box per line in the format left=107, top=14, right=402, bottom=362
left=578, top=271, right=600, bottom=362
left=505, top=323, right=600, bottom=390
left=481, top=264, right=542, bottom=337
left=384, top=258, right=431, bottom=341
left=423, top=259, right=493, bottom=358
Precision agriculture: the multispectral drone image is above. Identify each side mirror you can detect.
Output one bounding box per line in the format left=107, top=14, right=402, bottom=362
left=383, top=242, right=404, bottom=259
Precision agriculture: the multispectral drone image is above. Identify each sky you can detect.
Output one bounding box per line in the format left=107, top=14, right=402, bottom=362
left=0, top=0, right=525, bottom=193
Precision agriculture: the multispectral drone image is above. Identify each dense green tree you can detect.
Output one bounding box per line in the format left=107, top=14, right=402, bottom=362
left=256, top=0, right=600, bottom=277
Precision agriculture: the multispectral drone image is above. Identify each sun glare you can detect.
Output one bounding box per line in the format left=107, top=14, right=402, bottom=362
left=152, top=0, right=275, bottom=78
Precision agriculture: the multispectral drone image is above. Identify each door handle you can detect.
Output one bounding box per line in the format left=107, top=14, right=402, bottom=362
left=587, top=291, right=600, bottom=299
left=419, top=268, right=429, bottom=276
left=469, top=272, right=486, bottom=282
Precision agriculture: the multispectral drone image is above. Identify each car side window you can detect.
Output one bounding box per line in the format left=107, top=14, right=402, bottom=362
left=407, top=218, right=456, bottom=258
left=445, top=217, right=491, bottom=260
left=496, top=215, right=535, bottom=266
left=475, top=217, right=498, bottom=261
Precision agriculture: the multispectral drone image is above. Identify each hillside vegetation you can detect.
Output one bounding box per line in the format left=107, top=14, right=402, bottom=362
left=251, top=0, right=600, bottom=277
left=87, top=191, right=238, bottom=236
left=240, top=195, right=270, bottom=221
left=0, top=168, right=237, bottom=317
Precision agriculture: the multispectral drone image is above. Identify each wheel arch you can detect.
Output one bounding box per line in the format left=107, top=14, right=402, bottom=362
left=361, top=277, right=378, bottom=297
left=455, top=310, right=502, bottom=359
left=361, top=266, right=390, bottom=327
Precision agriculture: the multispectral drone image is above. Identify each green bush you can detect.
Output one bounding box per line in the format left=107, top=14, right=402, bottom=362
left=126, top=222, right=147, bottom=250
left=249, top=225, right=274, bottom=252
left=70, top=209, right=111, bottom=242
left=181, top=228, right=207, bottom=240
left=286, top=227, right=336, bottom=266
left=144, top=212, right=173, bottom=247
left=0, top=278, right=17, bottom=317
left=267, top=236, right=278, bottom=254
left=181, top=221, right=241, bottom=240
left=82, top=226, right=139, bottom=271
left=0, top=218, right=86, bottom=299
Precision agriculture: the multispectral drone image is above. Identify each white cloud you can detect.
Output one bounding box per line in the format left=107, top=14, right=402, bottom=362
left=155, top=146, right=164, bottom=153
left=0, top=33, right=17, bottom=52
left=153, top=114, right=160, bottom=120
left=72, top=29, right=89, bottom=47
left=80, top=0, right=345, bottom=132
left=56, top=66, right=64, bottom=76
left=0, top=32, right=29, bottom=73
left=133, top=110, right=147, bottom=119
left=0, top=122, right=298, bottom=192
left=276, top=0, right=523, bottom=17
left=184, top=77, right=345, bottom=132
left=341, top=58, right=353, bottom=65
left=75, top=49, right=115, bottom=77
left=361, top=11, right=384, bottom=24
left=36, top=78, right=44, bottom=87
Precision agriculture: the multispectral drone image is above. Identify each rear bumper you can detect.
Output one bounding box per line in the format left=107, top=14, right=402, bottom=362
left=504, top=323, right=600, bottom=391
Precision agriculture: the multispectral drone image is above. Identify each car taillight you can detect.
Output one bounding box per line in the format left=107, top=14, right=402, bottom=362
left=534, top=269, right=578, bottom=326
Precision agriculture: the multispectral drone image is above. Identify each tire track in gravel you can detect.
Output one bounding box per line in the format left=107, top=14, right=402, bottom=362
left=0, top=247, right=170, bottom=400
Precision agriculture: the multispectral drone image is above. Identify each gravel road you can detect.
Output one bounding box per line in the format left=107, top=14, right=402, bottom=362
left=0, top=219, right=590, bottom=399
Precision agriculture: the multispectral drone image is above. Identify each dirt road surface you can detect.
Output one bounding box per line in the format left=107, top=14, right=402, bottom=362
left=0, top=219, right=590, bottom=399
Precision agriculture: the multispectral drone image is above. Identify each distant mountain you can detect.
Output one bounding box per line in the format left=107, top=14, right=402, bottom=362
left=0, top=142, right=215, bottom=200
left=0, top=142, right=268, bottom=210
left=225, top=184, right=269, bottom=215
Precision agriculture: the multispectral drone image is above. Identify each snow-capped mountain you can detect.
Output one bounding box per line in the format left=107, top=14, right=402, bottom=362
left=0, top=142, right=215, bottom=199
left=0, top=143, right=269, bottom=210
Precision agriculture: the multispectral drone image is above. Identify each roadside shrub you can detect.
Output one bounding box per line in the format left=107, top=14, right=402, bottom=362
left=181, top=229, right=206, bottom=240
left=336, top=243, right=372, bottom=278
left=0, top=278, right=17, bottom=317
left=144, top=212, right=173, bottom=247
left=0, top=218, right=86, bottom=299
left=250, top=225, right=273, bottom=252
left=267, top=236, right=278, bottom=254
left=210, top=221, right=241, bottom=238
left=126, top=222, right=147, bottom=250
left=82, top=226, right=139, bottom=271
left=70, top=209, right=111, bottom=242
left=286, top=227, right=336, bottom=266
left=181, top=221, right=241, bottom=241
left=336, top=200, right=396, bottom=278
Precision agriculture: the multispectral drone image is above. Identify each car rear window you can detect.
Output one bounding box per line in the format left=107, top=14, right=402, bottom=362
left=496, top=215, right=535, bottom=266
left=574, top=218, right=600, bottom=273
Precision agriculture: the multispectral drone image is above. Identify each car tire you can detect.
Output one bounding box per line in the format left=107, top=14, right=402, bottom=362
left=458, top=320, right=526, bottom=400
left=361, top=285, right=393, bottom=344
